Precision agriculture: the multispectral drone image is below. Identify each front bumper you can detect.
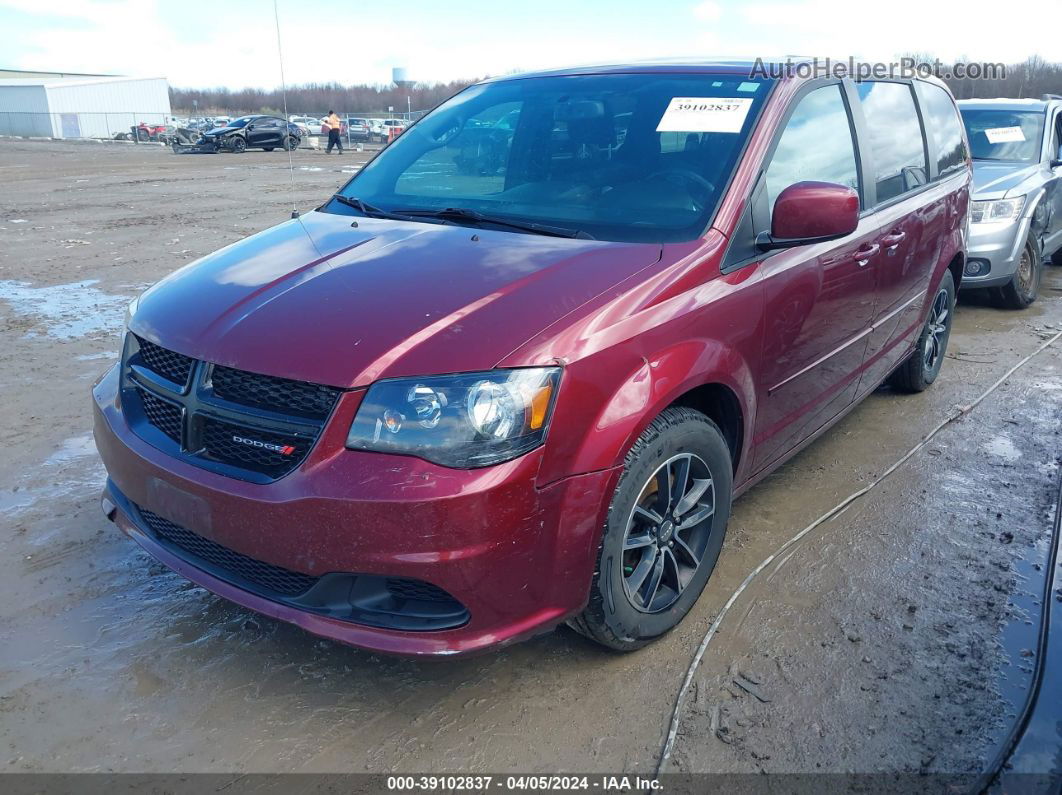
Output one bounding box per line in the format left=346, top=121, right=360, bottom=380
left=92, top=364, right=617, bottom=656
left=961, top=214, right=1032, bottom=289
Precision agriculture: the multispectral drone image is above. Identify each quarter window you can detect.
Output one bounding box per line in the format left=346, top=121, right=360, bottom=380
left=915, top=82, right=967, bottom=177
left=765, top=85, right=860, bottom=212
left=856, top=82, right=928, bottom=203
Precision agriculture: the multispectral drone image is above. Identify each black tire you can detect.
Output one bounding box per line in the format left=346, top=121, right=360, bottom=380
left=262, top=147, right=274, bottom=152
left=284, top=135, right=298, bottom=151
left=569, top=407, right=733, bottom=651
left=997, top=237, right=1042, bottom=309
left=229, top=136, right=247, bottom=153
left=889, top=270, right=955, bottom=393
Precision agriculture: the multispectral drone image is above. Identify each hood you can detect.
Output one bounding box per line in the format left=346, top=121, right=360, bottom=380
left=131, top=210, right=662, bottom=388
left=971, top=160, right=1041, bottom=200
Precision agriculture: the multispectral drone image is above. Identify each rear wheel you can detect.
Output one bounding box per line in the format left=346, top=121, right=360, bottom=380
left=569, top=407, right=733, bottom=651
left=889, top=270, right=955, bottom=393
left=997, top=237, right=1042, bottom=309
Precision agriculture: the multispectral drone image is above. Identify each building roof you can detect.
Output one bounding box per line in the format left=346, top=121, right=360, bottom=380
left=0, top=75, right=167, bottom=89
left=0, top=68, right=113, bottom=79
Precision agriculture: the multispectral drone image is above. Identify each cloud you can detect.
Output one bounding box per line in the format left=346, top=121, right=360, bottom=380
left=1, top=0, right=1058, bottom=89
left=692, top=1, right=723, bottom=22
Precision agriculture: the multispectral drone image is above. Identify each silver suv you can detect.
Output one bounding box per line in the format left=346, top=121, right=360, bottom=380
left=958, top=96, right=1062, bottom=308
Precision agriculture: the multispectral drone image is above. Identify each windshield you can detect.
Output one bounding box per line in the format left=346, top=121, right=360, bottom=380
left=326, top=73, right=772, bottom=243
left=226, top=117, right=252, bottom=128
left=961, top=109, right=1045, bottom=162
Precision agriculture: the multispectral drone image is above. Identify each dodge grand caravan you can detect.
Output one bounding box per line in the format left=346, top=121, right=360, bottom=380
left=94, top=60, right=970, bottom=656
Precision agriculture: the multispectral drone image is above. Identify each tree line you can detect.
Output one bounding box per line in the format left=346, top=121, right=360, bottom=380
left=169, top=56, right=1062, bottom=117
left=169, top=80, right=476, bottom=116
left=928, top=55, right=1062, bottom=100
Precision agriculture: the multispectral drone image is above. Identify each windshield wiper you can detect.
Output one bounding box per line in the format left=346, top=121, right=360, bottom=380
left=393, top=207, right=592, bottom=239
left=329, top=194, right=425, bottom=222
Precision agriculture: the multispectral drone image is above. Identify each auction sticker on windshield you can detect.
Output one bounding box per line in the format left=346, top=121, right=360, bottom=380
left=984, top=126, right=1026, bottom=144
left=656, top=97, right=754, bottom=133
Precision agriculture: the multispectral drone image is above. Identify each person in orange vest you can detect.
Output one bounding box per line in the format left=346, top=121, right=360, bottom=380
left=324, top=110, right=343, bottom=154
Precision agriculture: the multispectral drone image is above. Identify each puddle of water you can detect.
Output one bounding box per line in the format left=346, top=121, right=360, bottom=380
left=986, top=435, right=1022, bottom=463
left=0, top=433, right=103, bottom=524
left=0, top=279, right=128, bottom=340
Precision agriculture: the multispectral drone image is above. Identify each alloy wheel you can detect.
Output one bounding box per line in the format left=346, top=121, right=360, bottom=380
left=923, top=287, right=950, bottom=371
left=622, top=453, right=716, bottom=613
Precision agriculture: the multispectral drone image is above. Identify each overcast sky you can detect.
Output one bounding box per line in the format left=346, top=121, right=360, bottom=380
left=0, top=0, right=1057, bottom=88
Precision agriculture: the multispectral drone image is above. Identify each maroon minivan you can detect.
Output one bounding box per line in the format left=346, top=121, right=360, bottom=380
left=94, top=60, right=970, bottom=656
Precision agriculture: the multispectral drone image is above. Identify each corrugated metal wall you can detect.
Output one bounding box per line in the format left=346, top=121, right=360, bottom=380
left=45, top=78, right=172, bottom=138
left=0, top=85, right=52, bottom=136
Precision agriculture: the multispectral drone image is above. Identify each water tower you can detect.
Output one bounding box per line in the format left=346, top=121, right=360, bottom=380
left=392, top=67, right=415, bottom=118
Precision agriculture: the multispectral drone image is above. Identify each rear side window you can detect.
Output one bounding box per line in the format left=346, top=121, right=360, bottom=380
left=915, top=82, right=967, bottom=177
left=856, top=82, right=928, bottom=203
left=765, top=84, right=860, bottom=212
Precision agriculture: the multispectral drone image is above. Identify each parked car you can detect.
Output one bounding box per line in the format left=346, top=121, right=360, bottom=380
left=380, top=118, right=407, bottom=140
left=199, top=115, right=301, bottom=152
left=957, top=96, right=1062, bottom=308
left=94, top=60, right=969, bottom=657
left=367, top=118, right=385, bottom=139
left=346, top=118, right=371, bottom=141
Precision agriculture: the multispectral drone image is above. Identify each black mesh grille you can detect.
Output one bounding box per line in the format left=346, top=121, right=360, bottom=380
left=124, top=341, right=341, bottom=482
left=137, top=506, right=318, bottom=596
left=136, top=387, right=182, bottom=442
left=201, top=417, right=312, bottom=477
left=136, top=336, right=194, bottom=386
left=386, top=578, right=457, bottom=604
left=211, top=366, right=340, bottom=420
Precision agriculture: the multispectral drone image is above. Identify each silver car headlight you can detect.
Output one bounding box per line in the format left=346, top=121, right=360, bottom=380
left=346, top=368, right=561, bottom=468
left=970, top=196, right=1025, bottom=224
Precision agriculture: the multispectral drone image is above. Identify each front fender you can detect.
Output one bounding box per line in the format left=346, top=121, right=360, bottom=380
left=537, top=335, right=758, bottom=487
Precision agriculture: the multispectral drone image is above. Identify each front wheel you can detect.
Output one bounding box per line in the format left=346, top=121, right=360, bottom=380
left=229, top=136, right=247, bottom=153
left=569, top=407, right=733, bottom=651
left=284, top=135, right=298, bottom=151
left=997, top=237, right=1042, bottom=309
left=889, top=270, right=955, bottom=393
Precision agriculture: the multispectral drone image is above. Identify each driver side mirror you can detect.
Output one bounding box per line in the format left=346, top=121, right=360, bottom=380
left=757, top=181, right=860, bottom=250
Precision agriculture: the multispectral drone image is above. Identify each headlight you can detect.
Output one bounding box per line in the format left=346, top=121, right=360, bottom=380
left=346, top=368, right=561, bottom=468
left=970, top=196, right=1025, bottom=224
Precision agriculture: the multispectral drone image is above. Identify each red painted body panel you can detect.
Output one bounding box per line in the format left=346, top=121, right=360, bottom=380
left=130, top=211, right=661, bottom=389
left=95, top=65, right=971, bottom=655
left=93, top=365, right=619, bottom=656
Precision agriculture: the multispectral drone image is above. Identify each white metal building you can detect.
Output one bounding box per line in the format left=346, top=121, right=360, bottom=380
left=0, top=75, right=171, bottom=139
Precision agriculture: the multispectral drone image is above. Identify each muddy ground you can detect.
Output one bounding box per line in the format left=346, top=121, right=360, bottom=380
left=0, top=139, right=1059, bottom=780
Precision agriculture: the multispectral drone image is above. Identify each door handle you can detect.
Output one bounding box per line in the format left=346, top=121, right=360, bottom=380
left=853, top=243, right=880, bottom=267
left=881, top=230, right=906, bottom=249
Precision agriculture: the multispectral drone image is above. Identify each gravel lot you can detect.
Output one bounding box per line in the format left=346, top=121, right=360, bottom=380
left=1, top=139, right=1059, bottom=783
